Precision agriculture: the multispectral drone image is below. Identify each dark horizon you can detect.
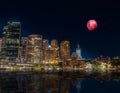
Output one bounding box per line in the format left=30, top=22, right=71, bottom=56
left=0, top=0, right=120, bottom=58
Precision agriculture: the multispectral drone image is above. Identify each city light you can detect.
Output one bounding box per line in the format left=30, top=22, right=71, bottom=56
left=0, top=21, right=119, bottom=72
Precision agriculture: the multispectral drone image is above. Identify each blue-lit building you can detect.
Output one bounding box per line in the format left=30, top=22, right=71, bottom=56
left=1, top=22, right=21, bottom=62
left=76, top=43, right=82, bottom=59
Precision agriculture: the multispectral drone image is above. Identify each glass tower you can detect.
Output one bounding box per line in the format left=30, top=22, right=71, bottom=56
left=2, top=22, right=21, bottom=62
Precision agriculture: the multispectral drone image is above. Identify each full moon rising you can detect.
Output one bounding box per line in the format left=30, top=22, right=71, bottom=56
left=87, top=19, right=98, bottom=31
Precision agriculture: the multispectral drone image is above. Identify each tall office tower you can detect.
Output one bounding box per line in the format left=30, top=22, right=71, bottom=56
left=21, top=37, right=28, bottom=61
left=43, top=39, right=49, bottom=63
left=45, top=45, right=54, bottom=64
left=60, top=40, right=70, bottom=60
left=76, top=43, right=82, bottom=58
left=2, top=22, right=21, bottom=62
left=51, top=40, right=59, bottom=64
left=27, top=34, right=43, bottom=64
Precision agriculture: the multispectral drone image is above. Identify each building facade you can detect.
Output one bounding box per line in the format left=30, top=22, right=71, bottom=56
left=44, top=45, right=54, bottom=64
left=71, top=52, right=77, bottom=60
left=27, top=34, right=43, bottom=64
left=60, top=40, right=70, bottom=60
left=1, top=22, right=21, bottom=62
left=43, top=39, right=49, bottom=63
left=51, top=40, right=59, bottom=64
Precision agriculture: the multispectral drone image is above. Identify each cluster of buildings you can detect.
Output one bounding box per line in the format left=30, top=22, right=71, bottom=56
left=0, top=21, right=82, bottom=65
left=0, top=21, right=119, bottom=72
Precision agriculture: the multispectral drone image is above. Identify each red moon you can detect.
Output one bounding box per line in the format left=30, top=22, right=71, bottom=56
left=87, top=19, right=98, bottom=31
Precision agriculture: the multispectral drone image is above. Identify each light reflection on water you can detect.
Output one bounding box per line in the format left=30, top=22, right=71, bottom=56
left=0, top=71, right=120, bottom=93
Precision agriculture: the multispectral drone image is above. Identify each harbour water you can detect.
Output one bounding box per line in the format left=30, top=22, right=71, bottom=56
left=0, top=71, right=120, bottom=93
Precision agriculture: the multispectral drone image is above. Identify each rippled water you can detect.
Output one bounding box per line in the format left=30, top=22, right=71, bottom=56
left=0, top=71, right=120, bottom=93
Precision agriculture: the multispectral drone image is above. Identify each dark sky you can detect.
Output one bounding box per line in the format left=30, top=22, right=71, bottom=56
left=0, top=0, right=120, bottom=58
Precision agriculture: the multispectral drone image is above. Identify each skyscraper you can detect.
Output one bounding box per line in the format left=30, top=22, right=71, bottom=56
left=43, top=39, right=59, bottom=64
left=51, top=40, right=59, bottom=64
left=2, top=22, right=21, bottom=62
left=76, top=43, right=82, bottom=58
left=46, top=45, right=53, bottom=64
left=27, top=34, right=43, bottom=64
left=60, top=40, right=70, bottom=60
left=43, top=39, right=49, bottom=63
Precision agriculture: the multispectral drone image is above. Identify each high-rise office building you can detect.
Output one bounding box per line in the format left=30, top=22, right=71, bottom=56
left=2, top=22, right=21, bottom=62
left=43, top=39, right=59, bottom=64
left=51, top=40, right=59, bottom=63
left=60, top=40, right=70, bottom=60
left=43, top=39, right=49, bottom=49
left=51, top=40, right=58, bottom=48
left=76, top=43, right=82, bottom=58
left=45, top=45, right=54, bottom=64
left=27, top=34, right=43, bottom=64
left=43, top=39, right=49, bottom=63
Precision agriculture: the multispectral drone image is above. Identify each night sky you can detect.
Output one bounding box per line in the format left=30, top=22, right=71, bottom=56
left=0, top=0, right=120, bottom=58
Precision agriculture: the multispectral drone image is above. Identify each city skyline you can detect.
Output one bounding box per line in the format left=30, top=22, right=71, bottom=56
left=0, top=0, right=120, bottom=58
left=0, top=21, right=83, bottom=62
left=0, top=1, right=120, bottom=93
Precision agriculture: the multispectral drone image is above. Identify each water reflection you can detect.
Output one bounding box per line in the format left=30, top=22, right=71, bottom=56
left=0, top=71, right=120, bottom=93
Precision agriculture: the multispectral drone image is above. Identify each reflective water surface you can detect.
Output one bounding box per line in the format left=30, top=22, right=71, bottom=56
left=0, top=71, right=120, bottom=93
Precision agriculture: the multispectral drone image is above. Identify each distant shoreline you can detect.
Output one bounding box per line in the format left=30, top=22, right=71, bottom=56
left=0, top=67, right=120, bottom=72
